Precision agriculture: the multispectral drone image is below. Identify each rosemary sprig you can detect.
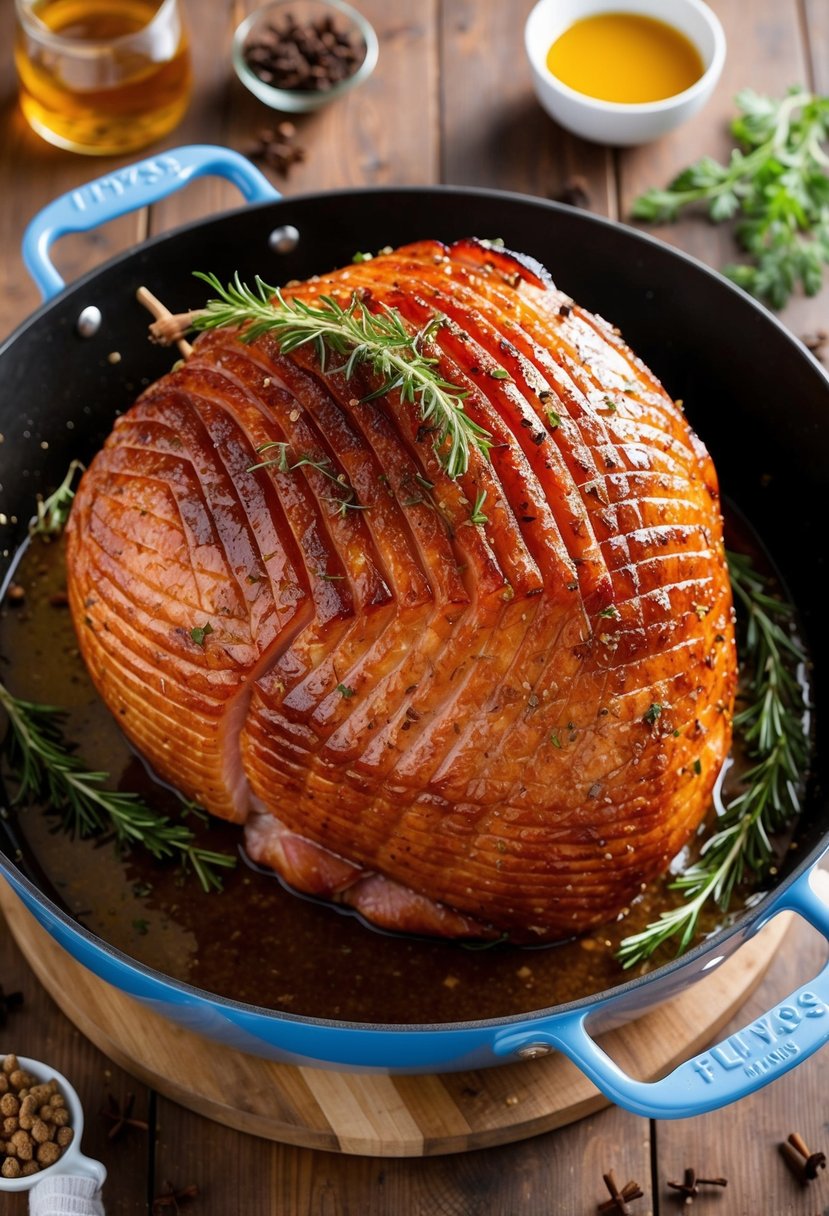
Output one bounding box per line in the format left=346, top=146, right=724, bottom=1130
left=29, top=460, right=84, bottom=538
left=190, top=272, right=492, bottom=479
left=617, top=551, right=809, bottom=967
left=0, top=682, right=236, bottom=893
left=248, top=441, right=368, bottom=517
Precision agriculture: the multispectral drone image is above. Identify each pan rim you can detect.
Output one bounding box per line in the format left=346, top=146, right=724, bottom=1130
left=1, top=181, right=827, bottom=1035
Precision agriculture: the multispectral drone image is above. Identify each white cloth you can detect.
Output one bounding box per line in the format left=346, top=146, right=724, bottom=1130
left=29, top=1175, right=105, bottom=1216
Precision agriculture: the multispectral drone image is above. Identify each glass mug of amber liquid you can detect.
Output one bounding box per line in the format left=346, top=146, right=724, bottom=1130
left=14, top=0, right=192, bottom=155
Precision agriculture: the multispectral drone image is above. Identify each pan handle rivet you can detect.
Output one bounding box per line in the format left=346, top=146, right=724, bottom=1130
left=269, top=225, right=300, bottom=254
left=76, top=306, right=102, bottom=338
left=516, top=1042, right=553, bottom=1060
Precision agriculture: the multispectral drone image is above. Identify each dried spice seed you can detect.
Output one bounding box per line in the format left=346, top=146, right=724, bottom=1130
left=152, top=1181, right=200, bottom=1214
left=248, top=124, right=307, bottom=178
left=0, top=1055, right=73, bottom=1178
left=243, top=12, right=365, bottom=94
left=100, top=1092, right=149, bottom=1142
left=598, top=1169, right=644, bottom=1214
left=666, top=1168, right=727, bottom=1203
left=779, top=1131, right=827, bottom=1183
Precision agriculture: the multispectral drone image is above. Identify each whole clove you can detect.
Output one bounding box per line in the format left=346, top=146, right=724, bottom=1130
left=555, top=175, right=592, bottom=210
left=779, top=1131, right=827, bottom=1184
left=667, top=1168, right=727, bottom=1204
left=598, top=1168, right=644, bottom=1214
left=100, top=1092, right=149, bottom=1142
left=243, top=11, right=365, bottom=94
left=801, top=330, right=827, bottom=361
left=152, top=1181, right=200, bottom=1214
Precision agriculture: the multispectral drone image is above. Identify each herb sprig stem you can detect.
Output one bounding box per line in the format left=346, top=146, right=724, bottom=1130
left=633, top=87, right=829, bottom=308
left=617, top=551, right=809, bottom=967
left=185, top=273, right=492, bottom=479
left=0, top=682, right=235, bottom=893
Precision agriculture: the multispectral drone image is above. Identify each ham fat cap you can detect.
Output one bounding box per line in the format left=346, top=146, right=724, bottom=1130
left=65, top=238, right=736, bottom=942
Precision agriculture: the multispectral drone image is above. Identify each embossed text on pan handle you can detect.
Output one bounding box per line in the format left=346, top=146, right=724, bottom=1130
left=493, top=858, right=829, bottom=1118
left=21, top=145, right=280, bottom=301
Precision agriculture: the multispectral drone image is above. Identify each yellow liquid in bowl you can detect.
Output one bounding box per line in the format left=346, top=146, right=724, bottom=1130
left=546, top=12, right=704, bottom=104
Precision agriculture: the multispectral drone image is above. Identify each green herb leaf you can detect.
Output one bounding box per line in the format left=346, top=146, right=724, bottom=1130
left=190, top=622, right=214, bottom=646
left=617, top=551, right=809, bottom=967
left=468, top=490, right=488, bottom=526
left=643, top=702, right=662, bottom=725
left=336, top=683, right=355, bottom=698
left=190, top=273, right=492, bottom=479
left=29, top=460, right=85, bottom=538
left=632, top=88, right=829, bottom=309
left=0, top=682, right=236, bottom=893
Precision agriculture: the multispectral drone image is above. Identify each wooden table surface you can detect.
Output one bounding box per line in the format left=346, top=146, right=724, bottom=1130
left=1, top=1, right=828, bottom=1213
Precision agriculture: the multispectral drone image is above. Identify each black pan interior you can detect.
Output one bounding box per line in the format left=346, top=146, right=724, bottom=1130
left=1, top=185, right=827, bottom=971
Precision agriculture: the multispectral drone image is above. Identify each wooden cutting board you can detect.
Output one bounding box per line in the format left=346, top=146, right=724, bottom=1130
left=0, top=881, right=790, bottom=1157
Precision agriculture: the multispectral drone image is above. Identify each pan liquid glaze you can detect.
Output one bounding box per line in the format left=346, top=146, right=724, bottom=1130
left=0, top=521, right=787, bottom=1026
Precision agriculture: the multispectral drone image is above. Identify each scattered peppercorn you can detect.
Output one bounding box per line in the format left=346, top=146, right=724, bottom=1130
left=243, top=11, right=364, bottom=93
left=248, top=124, right=307, bottom=177
left=555, top=175, right=592, bottom=210
left=0, top=1055, right=74, bottom=1178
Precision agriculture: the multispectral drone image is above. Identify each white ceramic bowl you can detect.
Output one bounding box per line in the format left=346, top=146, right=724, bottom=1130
left=524, top=0, right=726, bottom=146
left=0, top=1055, right=105, bottom=1195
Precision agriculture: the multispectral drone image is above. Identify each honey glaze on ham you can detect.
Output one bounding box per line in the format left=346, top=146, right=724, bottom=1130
left=66, top=239, right=736, bottom=942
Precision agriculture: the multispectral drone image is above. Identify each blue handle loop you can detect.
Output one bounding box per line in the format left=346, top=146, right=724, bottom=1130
left=22, top=144, right=280, bottom=301
left=494, top=860, right=829, bottom=1118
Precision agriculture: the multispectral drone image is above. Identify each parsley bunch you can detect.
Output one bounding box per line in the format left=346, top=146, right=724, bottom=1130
left=633, top=88, right=829, bottom=309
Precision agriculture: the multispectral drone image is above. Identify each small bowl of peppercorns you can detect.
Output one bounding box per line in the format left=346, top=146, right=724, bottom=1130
left=0, top=1054, right=105, bottom=1196
left=233, top=0, right=379, bottom=113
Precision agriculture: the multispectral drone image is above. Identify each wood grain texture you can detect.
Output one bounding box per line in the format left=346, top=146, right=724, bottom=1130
left=652, top=913, right=829, bottom=1216
left=439, top=0, right=616, bottom=216
left=0, top=879, right=793, bottom=1160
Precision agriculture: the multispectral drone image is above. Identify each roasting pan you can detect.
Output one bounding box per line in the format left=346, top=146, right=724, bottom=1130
left=1, top=145, right=828, bottom=1119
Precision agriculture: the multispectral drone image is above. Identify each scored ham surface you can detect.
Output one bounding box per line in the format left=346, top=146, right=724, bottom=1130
left=66, top=238, right=736, bottom=942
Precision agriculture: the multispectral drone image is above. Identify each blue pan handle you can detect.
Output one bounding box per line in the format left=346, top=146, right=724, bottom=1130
left=494, top=861, right=829, bottom=1118
left=22, top=144, right=280, bottom=301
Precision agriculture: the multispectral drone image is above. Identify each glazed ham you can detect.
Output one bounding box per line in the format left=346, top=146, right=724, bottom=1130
left=66, top=239, right=736, bottom=941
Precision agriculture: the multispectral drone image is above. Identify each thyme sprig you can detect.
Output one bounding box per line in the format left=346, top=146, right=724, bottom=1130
left=248, top=441, right=368, bottom=517
left=190, top=272, right=492, bottom=478
left=632, top=88, right=829, bottom=309
left=617, top=552, right=809, bottom=967
left=0, top=682, right=236, bottom=893
left=29, top=460, right=84, bottom=538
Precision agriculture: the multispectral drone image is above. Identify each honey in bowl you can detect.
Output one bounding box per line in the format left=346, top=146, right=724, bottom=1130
left=14, top=0, right=192, bottom=155
left=546, top=12, right=704, bottom=104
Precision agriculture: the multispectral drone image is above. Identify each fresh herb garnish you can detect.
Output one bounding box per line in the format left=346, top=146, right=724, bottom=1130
left=599, top=605, right=619, bottom=619
left=546, top=407, right=562, bottom=430
left=617, top=551, right=809, bottom=967
left=632, top=88, right=829, bottom=309
left=29, top=460, right=84, bottom=538
left=468, top=490, right=488, bottom=526
left=0, top=683, right=236, bottom=893
left=336, top=683, right=355, bottom=698
left=249, top=443, right=367, bottom=517
left=189, top=622, right=213, bottom=646
left=189, top=273, right=492, bottom=478
left=643, top=702, right=662, bottom=726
